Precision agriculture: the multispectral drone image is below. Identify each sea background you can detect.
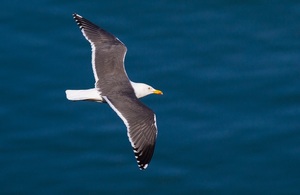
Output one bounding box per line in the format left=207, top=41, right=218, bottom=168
left=1, top=1, right=300, bottom=194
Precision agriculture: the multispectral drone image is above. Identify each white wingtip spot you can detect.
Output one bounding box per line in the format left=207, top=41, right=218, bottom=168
left=73, top=13, right=82, bottom=18
left=139, top=164, right=148, bottom=170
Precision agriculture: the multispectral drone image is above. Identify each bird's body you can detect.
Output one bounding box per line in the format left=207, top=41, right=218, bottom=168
left=66, top=81, right=160, bottom=102
left=65, top=14, right=162, bottom=170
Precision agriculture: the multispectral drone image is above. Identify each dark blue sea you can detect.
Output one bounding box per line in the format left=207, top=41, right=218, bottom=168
left=1, top=1, right=300, bottom=194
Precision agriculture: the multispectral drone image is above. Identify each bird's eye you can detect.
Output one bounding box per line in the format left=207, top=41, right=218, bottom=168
left=148, top=87, right=151, bottom=90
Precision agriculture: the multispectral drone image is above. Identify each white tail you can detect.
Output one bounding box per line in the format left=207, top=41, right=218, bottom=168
left=65, top=88, right=103, bottom=102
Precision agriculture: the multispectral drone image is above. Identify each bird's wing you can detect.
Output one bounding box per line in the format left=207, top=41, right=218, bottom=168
left=103, top=95, right=158, bottom=170
left=73, top=13, right=130, bottom=93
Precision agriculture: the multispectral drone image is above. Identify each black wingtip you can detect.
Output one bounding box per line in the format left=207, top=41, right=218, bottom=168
left=72, top=13, right=83, bottom=29
left=136, top=152, right=150, bottom=170
left=72, top=13, right=78, bottom=20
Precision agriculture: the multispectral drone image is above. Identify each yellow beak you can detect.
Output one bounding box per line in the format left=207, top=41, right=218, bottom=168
left=153, top=89, right=163, bottom=95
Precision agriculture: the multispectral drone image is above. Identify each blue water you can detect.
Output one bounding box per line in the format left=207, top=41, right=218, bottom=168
left=1, top=1, right=300, bottom=194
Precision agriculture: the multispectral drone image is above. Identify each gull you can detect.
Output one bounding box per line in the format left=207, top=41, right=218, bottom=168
left=65, top=13, right=163, bottom=170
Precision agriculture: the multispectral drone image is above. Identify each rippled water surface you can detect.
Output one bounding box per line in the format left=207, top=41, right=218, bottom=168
left=1, top=1, right=300, bottom=194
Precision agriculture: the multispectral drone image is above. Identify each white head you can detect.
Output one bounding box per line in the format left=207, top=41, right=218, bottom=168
left=130, top=81, right=163, bottom=98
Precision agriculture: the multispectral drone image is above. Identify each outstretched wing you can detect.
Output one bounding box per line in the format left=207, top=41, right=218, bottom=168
left=73, top=13, right=129, bottom=91
left=103, top=95, right=158, bottom=170
left=73, top=14, right=158, bottom=170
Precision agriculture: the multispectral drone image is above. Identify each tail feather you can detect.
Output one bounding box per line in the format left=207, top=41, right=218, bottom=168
left=65, top=88, right=103, bottom=102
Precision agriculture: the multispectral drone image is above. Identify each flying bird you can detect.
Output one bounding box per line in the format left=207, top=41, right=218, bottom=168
left=66, top=13, right=163, bottom=170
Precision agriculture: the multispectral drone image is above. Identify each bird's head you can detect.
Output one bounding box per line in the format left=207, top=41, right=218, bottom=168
left=131, top=82, right=163, bottom=98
